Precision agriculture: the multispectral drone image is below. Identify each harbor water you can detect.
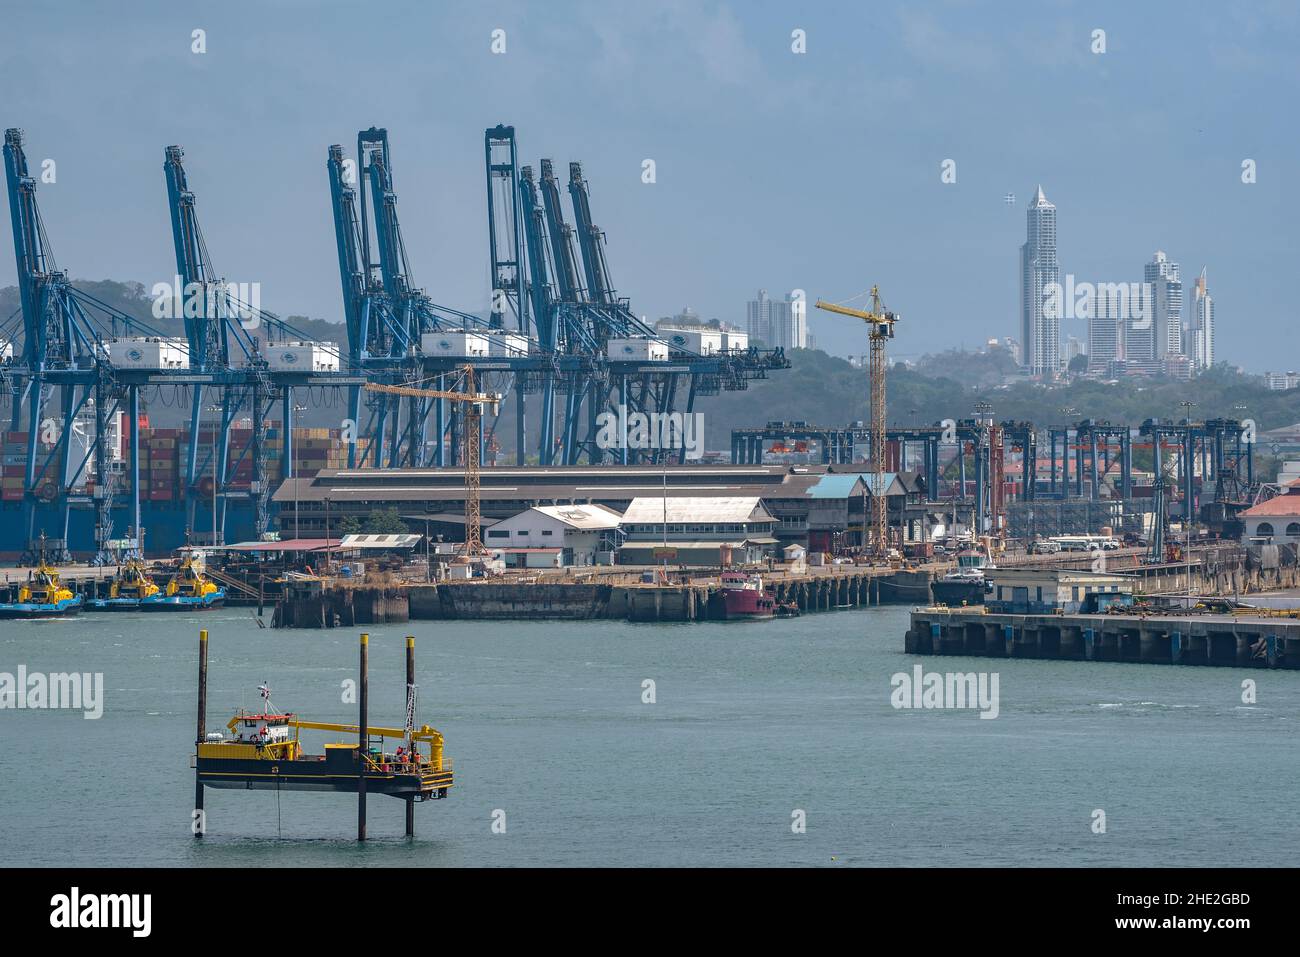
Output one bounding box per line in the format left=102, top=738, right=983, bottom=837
left=2, top=607, right=1297, bottom=867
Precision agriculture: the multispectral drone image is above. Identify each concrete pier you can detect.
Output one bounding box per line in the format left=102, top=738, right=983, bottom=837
left=270, top=566, right=943, bottom=627
left=907, top=607, right=1300, bottom=669
left=272, top=585, right=409, bottom=628
left=403, top=567, right=934, bottom=623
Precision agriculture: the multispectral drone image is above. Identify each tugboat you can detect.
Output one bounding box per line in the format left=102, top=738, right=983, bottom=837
left=931, top=546, right=995, bottom=606
left=196, top=683, right=453, bottom=799
left=718, top=571, right=776, bottom=620
left=0, top=557, right=83, bottom=619
left=147, top=556, right=225, bottom=610
left=86, top=558, right=161, bottom=611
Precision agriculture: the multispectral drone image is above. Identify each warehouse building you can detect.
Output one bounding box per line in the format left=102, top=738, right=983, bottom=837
left=271, top=464, right=924, bottom=553
left=484, top=503, right=623, bottom=568
left=616, top=496, right=777, bottom=565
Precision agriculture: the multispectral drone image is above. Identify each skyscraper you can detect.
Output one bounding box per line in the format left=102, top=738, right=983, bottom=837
left=1191, top=267, right=1214, bottom=370
left=1144, top=250, right=1183, bottom=359
left=1088, top=289, right=1122, bottom=373
left=1019, top=186, right=1059, bottom=376
left=746, top=289, right=807, bottom=350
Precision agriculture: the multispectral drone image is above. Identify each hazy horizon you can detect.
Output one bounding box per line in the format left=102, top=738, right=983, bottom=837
left=2, top=0, right=1295, bottom=370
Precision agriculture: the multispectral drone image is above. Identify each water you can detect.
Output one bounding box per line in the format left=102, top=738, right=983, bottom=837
left=2, top=607, right=1297, bottom=867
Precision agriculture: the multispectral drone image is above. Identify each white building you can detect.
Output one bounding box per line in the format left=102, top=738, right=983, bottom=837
left=1239, top=484, right=1300, bottom=544
left=617, top=495, right=778, bottom=565
left=484, top=503, right=623, bottom=567
left=1129, top=250, right=1182, bottom=371
left=1019, top=186, right=1059, bottom=377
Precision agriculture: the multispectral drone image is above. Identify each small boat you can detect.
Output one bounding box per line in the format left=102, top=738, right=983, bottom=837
left=144, top=556, right=225, bottom=610
left=196, top=684, right=453, bottom=799
left=931, top=547, right=996, bottom=606
left=86, top=558, right=161, bottom=611
left=774, top=600, right=801, bottom=618
left=0, top=559, right=83, bottom=618
left=719, top=571, right=775, bottom=620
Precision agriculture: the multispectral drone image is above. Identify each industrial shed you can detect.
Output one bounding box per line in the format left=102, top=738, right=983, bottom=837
left=616, top=496, right=777, bottom=565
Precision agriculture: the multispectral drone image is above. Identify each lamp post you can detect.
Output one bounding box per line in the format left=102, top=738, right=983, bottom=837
left=324, top=496, right=331, bottom=575
left=206, top=404, right=222, bottom=549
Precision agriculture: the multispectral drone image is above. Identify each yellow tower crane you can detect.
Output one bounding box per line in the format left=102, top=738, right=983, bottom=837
left=363, top=366, right=501, bottom=559
left=814, top=286, right=899, bottom=556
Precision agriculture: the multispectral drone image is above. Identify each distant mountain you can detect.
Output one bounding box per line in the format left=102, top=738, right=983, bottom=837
left=3, top=283, right=1294, bottom=462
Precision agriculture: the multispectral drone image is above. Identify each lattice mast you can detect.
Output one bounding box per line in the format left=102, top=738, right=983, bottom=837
left=363, top=364, right=500, bottom=559
left=815, top=287, right=899, bottom=554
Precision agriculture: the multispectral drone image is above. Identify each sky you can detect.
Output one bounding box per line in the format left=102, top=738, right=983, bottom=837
left=1, top=0, right=1296, bottom=370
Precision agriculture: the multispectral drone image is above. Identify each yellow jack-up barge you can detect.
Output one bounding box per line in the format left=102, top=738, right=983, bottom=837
left=193, top=631, right=452, bottom=840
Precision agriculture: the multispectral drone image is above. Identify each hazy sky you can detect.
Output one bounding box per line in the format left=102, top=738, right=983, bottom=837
left=2, top=0, right=1295, bottom=369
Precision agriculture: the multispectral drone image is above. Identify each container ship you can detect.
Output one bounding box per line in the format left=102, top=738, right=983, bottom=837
left=1, top=421, right=372, bottom=559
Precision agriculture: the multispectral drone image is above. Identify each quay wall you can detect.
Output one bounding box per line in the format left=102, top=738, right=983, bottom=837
left=906, top=607, right=1300, bottom=670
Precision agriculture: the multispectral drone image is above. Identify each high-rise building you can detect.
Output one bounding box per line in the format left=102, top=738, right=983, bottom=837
left=1191, top=267, right=1214, bottom=370
left=1019, top=186, right=1059, bottom=376
left=1087, top=289, right=1121, bottom=373
left=1145, top=250, right=1183, bottom=358
left=1065, top=335, right=1087, bottom=366
left=746, top=289, right=807, bottom=350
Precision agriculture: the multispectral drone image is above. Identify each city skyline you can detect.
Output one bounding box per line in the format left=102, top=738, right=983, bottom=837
left=0, top=2, right=1292, bottom=372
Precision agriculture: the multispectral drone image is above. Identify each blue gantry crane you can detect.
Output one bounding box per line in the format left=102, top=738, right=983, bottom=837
left=3, top=121, right=792, bottom=558
left=486, top=124, right=790, bottom=466
left=163, top=143, right=359, bottom=542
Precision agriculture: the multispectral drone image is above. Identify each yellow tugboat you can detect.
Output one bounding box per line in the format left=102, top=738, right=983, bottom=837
left=0, top=558, right=82, bottom=618
left=149, top=556, right=225, bottom=610
left=86, top=558, right=161, bottom=611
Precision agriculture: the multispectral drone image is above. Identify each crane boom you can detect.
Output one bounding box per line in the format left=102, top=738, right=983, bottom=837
left=362, top=368, right=499, bottom=558
left=814, top=286, right=899, bottom=556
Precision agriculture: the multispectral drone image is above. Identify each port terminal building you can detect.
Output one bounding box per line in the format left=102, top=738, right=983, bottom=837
left=985, top=568, right=1134, bottom=615
left=616, top=496, right=777, bottom=565
left=272, top=464, right=931, bottom=554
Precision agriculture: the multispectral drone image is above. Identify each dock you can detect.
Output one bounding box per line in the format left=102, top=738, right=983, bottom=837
left=907, top=606, right=1300, bottom=669
left=266, top=564, right=942, bottom=626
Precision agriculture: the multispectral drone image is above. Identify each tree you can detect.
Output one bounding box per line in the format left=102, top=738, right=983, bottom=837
left=361, top=507, right=409, bottom=535
left=1068, top=353, right=1089, bottom=373
left=337, top=515, right=362, bottom=536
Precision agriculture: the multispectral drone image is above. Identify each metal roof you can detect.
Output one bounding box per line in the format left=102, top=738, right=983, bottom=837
left=204, top=538, right=338, bottom=552
left=338, top=534, right=423, bottom=550
left=526, top=504, right=624, bottom=529
left=808, top=472, right=899, bottom=498
left=621, top=496, right=772, bottom=524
